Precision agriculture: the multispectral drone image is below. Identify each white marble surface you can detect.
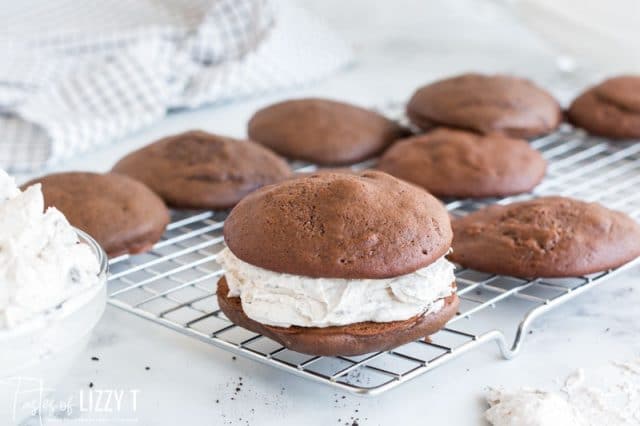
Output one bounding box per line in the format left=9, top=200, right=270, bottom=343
left=11, top=1, right=640, bottom=425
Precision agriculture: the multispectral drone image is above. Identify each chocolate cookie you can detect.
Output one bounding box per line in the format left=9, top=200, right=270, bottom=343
left=217, top=277, right=459, bottom=356
left=451, top=196, right=640, bottom=277
left=22, top=172, right=169, bottom=258
left=224, top=171, right=452, bottom=279
left=568, top=75, right=640, bottom=139
left=111, top=131, right=291, bottom=210
left=377, top=128, right=547, bottom=198
left=247, top=98, right=408, bottom=165
left=407, top=74, right=562, bottom=138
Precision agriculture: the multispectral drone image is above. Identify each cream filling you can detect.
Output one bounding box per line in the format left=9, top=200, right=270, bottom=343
left=0, top=169, right=100, bottom=329
left=217, top=247, right=456, bottom=328
left=485, top=388, right=586, bottom=426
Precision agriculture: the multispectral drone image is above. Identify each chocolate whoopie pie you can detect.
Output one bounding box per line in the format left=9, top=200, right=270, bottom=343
left=451, top=196, right=640, bottom=277
left=568, top=76, right=640, bottom=139
left=377, top=128, right=547, bottom=198
left=22, top=172, right=169, bottom=258
left=407, top=74, right=562, bottom=138
left=217, top=171, right=459, bottom=356
left=248, top=98, right=409, bottom=165
left=112, top=131, right=291, bottom=210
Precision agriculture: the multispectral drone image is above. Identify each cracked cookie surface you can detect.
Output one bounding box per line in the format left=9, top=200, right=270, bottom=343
left=377, top=128, right=547, bottom=198
left=407, top=73, right=562, bottom=138
left=248, top=98, right=409, bottom=165
left=112, top=130, right=291, bottom=209
left=22, top=172, right=170, bottom=258
left=451, top=196, right=640, bottom=277
left=568, top=76, right=640, bottom=139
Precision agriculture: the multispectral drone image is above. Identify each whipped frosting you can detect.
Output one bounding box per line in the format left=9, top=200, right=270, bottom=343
left=0, top=169, right=100, bottom=329
left=485, top=388, right=586, bottom=426
left=218, top=247, right=455, bottom=328
left=485, top=361, right=640, bottom=426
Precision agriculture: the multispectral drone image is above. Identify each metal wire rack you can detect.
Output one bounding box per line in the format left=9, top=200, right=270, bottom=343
left=106, top=121, right=640, bottom=396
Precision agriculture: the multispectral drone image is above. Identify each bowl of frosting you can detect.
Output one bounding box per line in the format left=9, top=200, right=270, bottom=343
left=0, top=170, right=108, bottom=422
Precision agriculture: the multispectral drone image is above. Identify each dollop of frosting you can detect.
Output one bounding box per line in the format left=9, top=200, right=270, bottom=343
left=485, top=388, right=586, bottom=426
left=0, top=169, right=100, bottom=328
left=218, top=247, right=455, bottom=328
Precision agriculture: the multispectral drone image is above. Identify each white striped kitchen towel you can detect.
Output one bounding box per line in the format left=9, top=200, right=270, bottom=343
left=0, top=0, right=351, bottom=172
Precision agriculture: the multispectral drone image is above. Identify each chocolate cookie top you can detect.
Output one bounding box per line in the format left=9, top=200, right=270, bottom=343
left=451, top=196, right=640, bottom=277
left=247, top=98, right=408, bottom=165
left=377, top=128, right=547, bottom=198
left=111, top=131, right=291, bottom=210
left=407, top=74, right=562, bottom=138
left=22, top=172, right=170, bottom=258
left=568, top=75, right=640, bottom=139
left=224, top=171, right=452, bottom=279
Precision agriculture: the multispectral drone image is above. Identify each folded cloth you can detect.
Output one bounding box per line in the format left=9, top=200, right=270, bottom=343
left=0, top=0, right=351, bottom=172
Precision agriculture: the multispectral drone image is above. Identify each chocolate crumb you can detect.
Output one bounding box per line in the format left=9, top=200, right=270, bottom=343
left=145, top=366, right=150, bottom=371
left=232, top=356, right=237, bottom=361
left=91, top=356, right=99, bottom=361
left=89, top=382, right=94, bottom=388
left=216, top=400, right=219, bottom=404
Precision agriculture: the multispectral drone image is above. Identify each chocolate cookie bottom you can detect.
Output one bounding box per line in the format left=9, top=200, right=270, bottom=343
left=217, top=277, right=459, bottom=356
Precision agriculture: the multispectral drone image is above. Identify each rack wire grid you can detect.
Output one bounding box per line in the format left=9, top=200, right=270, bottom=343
left=106, top=114, right=640, bottom=396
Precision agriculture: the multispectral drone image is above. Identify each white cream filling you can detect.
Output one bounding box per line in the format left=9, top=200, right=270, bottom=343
left=0, top=169, right=100, bottom=329
left=217, top=247, right=456, bottom=328
left=485, top=387, right=586, bottom=426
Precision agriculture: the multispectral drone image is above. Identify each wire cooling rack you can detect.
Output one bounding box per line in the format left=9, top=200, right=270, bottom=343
left=106, top=123, right=640, bottom=396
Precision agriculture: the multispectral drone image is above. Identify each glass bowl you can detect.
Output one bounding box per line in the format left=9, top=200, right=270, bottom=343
left=0, top=229, right=108, bottom=422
